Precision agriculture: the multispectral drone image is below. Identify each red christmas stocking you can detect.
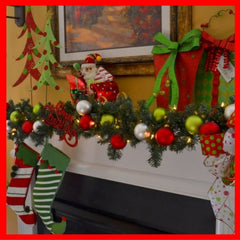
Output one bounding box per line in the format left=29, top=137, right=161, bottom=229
left=7, top=143, right=39, bottom=224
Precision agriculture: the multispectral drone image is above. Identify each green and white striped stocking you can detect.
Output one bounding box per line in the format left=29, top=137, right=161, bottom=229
left=33, top=143, right=70, bottom=234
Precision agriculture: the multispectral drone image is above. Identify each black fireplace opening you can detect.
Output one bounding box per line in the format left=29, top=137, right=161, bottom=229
left=37, top=172, right=216, bottom=234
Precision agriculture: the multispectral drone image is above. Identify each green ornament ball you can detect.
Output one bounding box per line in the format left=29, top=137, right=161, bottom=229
left=10, top=111, right=21, bottom=124
left=100, top=114, right=114, bottom=125
left=33, top=103, right=42, bottom=114
left=185, top=115, right=203, bottom=135
left=153, top=107, right=166, bottom=121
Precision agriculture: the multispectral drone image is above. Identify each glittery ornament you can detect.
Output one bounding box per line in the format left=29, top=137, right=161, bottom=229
left=33, top=120, right=43, bottom=133
left=153, top=107, right=166, bottom=121
left=199, top=122, right=221, bottom=135
left=134, top=123, right=149, bottom=140
left=224, top=104, right=235, bottom=120
left=10, top=111, right=21, bottom=124
left=100, top=114, right=114, bottom=125
left=76, top=100, right=92, bottom=116
left=6, top=120, right=12, bottom=133
left=33, top=103, right=42, bottom=114
left=110, top=135, right=127, bottom=149
left=185, top=115, right=203, bottom=135
left=79, top=115, right=93, bottom=131
left=155, top=128, right=174, bottom=146
left=22, top=121, right=34, bottom=134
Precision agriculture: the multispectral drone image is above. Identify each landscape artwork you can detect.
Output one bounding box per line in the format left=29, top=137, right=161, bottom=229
left=64, top=6, right=162, bottom=53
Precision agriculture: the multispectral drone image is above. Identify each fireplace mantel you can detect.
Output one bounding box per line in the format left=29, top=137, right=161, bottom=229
left=17, top=134, right=234, bottom=234
left=25, top=134, right=214, bottom=200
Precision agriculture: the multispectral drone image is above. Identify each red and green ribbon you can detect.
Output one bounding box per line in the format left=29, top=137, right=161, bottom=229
left=145, top=29, right=202, bottom=109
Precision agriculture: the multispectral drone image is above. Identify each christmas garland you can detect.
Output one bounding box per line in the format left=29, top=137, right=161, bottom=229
left=7, top=94, right=231, bottom=168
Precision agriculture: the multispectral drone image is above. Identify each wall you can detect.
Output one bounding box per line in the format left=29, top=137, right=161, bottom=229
left=6, top=5, right=234, bottom=234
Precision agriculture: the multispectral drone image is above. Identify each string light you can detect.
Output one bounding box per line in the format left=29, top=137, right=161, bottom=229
left=150, top=134, right=155, bottom=139
left=144, top=131, right=151, bottom=138
left=89, top=120, right=95, bottom=127
left=186, top=137, right=192, bottom=144
left=221, top=102, right=226, bottom=107
left=11, top=128, right=17, bottom=137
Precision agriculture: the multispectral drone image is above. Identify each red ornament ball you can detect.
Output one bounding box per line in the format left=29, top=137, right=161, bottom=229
left=199, top=122, right=221, bottom=135
left=155, top=127, right=174, bottom=146
left=22, top=121, right=33, bottom=134
left=110, top=135, right=127, bottom=149
left=79, top=115, right=93, bottom=130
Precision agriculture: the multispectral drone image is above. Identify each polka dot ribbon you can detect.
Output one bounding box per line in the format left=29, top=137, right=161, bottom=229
left=204, top=154, right=235, bottom=233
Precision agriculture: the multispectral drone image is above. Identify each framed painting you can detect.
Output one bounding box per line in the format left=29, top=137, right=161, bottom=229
left=49, top=6, right=192, bottom=77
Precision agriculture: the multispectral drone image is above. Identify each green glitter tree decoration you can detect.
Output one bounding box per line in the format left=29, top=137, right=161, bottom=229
left=32, top=11, right=63, bottom=91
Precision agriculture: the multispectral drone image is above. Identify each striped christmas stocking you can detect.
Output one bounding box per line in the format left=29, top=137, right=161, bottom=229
left=7, top=143, right=39, bottom=224
left=33, top=143, right=70, bottom=234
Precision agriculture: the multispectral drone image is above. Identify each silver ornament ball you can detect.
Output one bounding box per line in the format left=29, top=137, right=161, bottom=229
left=134, top=123, right=148, bottom=140
left=76, top=100, right=92, bottom=116
left=6, top=120, right=12, bottom=133
left=33, top=120, right=43, bottom=133
left=224, top=104, right=235, bottom=120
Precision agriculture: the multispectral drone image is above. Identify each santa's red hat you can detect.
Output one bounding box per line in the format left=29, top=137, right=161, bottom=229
left=82, top=53, right=102, bottom=67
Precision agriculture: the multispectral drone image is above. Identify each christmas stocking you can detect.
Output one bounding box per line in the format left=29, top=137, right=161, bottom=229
left=33, top=143, right=70, bottom=234
left=7, top=143, right=39, bottom=224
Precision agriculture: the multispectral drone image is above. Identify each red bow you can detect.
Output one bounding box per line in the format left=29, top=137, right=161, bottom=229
left=201, top=31, right=235, bottom=72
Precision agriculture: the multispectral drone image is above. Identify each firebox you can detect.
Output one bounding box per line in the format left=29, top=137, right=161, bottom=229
left=37, top=172, right=215, bottom=234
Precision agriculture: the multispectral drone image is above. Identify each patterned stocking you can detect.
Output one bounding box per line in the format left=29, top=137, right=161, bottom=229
left=33, top=143, right=70, bottom=234
left=7, top=143, right=39, bottom=224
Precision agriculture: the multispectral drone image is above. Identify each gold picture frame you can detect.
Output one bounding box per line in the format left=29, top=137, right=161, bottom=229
left=49, top=6, right=192, bottom=78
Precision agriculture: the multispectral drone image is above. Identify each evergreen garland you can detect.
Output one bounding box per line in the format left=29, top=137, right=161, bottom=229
left=7, top=96, right=228, bottom=167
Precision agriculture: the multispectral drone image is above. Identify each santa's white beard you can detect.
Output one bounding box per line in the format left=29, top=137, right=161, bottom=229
left=82, top=67, right=97, bottom=81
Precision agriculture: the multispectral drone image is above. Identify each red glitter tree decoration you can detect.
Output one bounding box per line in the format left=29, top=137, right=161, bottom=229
left=13, top=6, right=44, bottom=87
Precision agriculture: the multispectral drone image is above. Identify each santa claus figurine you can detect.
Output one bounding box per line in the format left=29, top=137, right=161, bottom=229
left=81, top=53, right=119, bottom=102
left=81, top=53, right=102, bottom=84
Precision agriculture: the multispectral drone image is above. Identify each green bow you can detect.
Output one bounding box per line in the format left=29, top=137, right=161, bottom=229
left=70, top=89, right=86, bottom=99
left=145, top=29, right=202, bottom=109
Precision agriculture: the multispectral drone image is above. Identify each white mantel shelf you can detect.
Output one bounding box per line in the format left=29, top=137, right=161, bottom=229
left=21, top=134, right=234, bottom=234
left=26, top=134, right=214, bottom=200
